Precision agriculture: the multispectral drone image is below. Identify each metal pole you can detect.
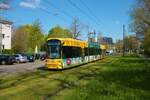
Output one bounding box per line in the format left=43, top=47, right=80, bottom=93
left=0, top=9, right=3, bottom=54
left=123, top=25, right=126, bottom=56
left=0, top=21, right=2, bottom=54
left=88, top=31, right=90, bottom=62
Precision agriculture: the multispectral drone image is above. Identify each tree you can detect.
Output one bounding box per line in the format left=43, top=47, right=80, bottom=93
left=27, top=21, right=44, bottom=53
left=130, top=0, right=150, bottom=56
left=130, top=0, right=150, bottom=34
left=125, top=35, right=138, bottom=53
left=115, top=40, right=123, bottom=53
left=40, top=35, right=48, bottom=51
left=143, top=29, right=150, bottom=56
left=70, top=18, right=83, bottom=39
left=47, top=26, right=72, bottom=38
left=12, top=21, right=44, bottom=53
left=12, top=25, right=31, bottom=53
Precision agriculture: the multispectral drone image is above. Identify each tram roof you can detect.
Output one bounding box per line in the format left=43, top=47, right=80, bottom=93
left=47, top=38, right=106, bottom=49
left=47, top=38, right=88, bottom=48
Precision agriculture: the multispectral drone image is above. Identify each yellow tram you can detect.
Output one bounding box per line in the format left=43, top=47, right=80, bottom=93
left=45, top=38, right=106, bottom=69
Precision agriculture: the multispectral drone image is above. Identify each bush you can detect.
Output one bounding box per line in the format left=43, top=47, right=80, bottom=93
left=2, top=49, right=14, bottom=54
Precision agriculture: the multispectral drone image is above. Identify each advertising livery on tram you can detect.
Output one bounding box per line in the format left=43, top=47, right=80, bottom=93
left=45, top=38, right=106, bottom=69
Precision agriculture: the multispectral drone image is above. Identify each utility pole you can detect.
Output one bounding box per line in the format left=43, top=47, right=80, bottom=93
left=87, top=27, right=90, bottom=62
left=0, top=7, right=5, bottom=54
left=0, top=14, right=2, bottom=54
left=0, top=21, right=2, bottom=54
left=123, top=25, right=126, bottom=57
left=0, top=9, right=3, bottom=54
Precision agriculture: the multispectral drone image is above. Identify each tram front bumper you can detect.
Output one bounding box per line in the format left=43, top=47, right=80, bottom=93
left=46, top=64, right=62, bottom=69
left=45, top=59, right=62, bottom=69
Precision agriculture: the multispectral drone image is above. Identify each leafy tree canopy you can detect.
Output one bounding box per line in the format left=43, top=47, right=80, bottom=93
left=130, top=0, right=150, bottom=56
left=47, top=26, right=73, bottom=38
left=12, top=21, right=44, bottom=53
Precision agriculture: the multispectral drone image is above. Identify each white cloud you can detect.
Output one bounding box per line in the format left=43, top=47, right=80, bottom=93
left=20, top=1, right=36, bottom=9
left=0, top=3, right=10, bottom=9
left=20, top=0, right=40, bottom=9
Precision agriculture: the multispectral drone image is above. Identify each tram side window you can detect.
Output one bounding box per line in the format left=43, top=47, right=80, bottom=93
left=94, top=48, right=100, bottom=55
left=84, top=48, right=101, bottom=56
left=88, top=48, right=97, bottom=55
left=84, top=48, right=95, bottom=56
left=62, top=46, right=82, bottom=59
left=97, top=48, right=101, bottom=55
left=84, top=48, right=88, bottom=56
left=89, top=48, right=94, bottom=55
left=99, top=49, right=102, bottom=55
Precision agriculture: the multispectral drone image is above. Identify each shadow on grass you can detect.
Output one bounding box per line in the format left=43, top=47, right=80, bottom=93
left=120, top=58, right=147, bottom=64
left=93, top=57, right=150, bottom=92
left=96, top=66, right=150, bottom=91
left=37, top=67, right=61, bottom=72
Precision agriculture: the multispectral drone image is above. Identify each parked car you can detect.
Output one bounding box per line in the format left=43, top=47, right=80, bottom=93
left=26, top=54, right=35, bottom=62
left=106, top=51, right=110, bottom=55
left=0, top=54, right=16, bottom=65
left=14, top=54, right=28, bottom=63
left=40, top=54, right=46, bottom=61
left=106, top=50, right=113, bottom=55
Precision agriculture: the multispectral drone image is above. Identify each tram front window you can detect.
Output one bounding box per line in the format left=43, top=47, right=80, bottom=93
left=49, top=45, right=60, bottom=59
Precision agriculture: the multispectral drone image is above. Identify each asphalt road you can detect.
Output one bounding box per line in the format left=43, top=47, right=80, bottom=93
left=0, top=61, right=45, bottom=76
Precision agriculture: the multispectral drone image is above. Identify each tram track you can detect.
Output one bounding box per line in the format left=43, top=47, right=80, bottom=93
left=0, top=56, right=118, bottom=99
left=42, top=57, right=117, bottom=99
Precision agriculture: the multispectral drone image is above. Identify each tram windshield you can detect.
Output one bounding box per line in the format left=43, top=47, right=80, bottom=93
left=47, top=40, right=61, bottom=59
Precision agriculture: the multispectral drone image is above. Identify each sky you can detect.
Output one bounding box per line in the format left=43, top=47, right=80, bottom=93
left=1, top=0, right=136, bottom=42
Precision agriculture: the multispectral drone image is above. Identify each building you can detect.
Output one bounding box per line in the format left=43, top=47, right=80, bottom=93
left=0, top=19, right=12, bottom=51
left=100, top=37, right=113, bottom=45
left=99, top=37, right=114, bottom=51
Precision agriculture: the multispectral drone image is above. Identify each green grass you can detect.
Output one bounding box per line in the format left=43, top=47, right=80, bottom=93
left=0, top=55, right=150, bottom=100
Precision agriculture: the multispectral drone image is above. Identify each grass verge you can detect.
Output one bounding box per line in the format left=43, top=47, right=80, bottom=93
left=0, top=55, right=150, bottom=100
